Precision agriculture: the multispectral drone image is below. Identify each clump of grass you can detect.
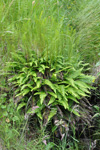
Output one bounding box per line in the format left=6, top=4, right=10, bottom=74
left=0, top=0, right=79, bottom=64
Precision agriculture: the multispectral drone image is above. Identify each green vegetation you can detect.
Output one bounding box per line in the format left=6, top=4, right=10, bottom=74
left=0, top=0, right=100, bottom=149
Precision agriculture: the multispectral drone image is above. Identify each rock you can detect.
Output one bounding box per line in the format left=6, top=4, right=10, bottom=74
left=91, top=64, right=100, bottom=84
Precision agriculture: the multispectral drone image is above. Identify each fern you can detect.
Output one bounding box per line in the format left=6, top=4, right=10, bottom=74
left=3, top=51, right=95, bottom=135
left=34, top=91, right=47, bottom=104
left=48, top=108, right=57, bottom=122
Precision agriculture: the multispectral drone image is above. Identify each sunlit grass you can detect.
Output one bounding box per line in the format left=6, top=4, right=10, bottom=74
left=0, top=0, right=79, bottom=64
left=74, top=0, right=100, bottom=63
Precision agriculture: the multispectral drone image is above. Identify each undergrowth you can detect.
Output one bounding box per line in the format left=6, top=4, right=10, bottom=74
left=0, top=0, right=100, bottom=149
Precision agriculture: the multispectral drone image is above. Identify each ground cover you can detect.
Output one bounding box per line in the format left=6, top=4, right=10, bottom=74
left=0, top=0, right=100, bottom=149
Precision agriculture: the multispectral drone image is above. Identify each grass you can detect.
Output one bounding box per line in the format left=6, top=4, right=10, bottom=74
left=1, top=0, right=100, bottom=64
left=0, top=0, right=80, bottom=63
left=0, top=0, right=100, bottom=149
left=73, top=0, right=100, bottom=63
left=0, top=120, right=46, bottom=150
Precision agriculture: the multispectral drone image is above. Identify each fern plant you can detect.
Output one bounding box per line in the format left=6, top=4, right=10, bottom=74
left=3, top=51, right=95, bottom=138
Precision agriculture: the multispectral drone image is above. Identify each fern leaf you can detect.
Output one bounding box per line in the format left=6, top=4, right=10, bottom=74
left=43, top=79, right=56, bottom=93
left=76, top=89, right=87, bottom=97
left=75, top=80, right=91, bottom=89
left=58, top=85, right=66, bottom=97
left=37, top=111, right=43, bottom=120
left=21, top=84, right=33, bottom=90
left=66, top=78, right=78, bottom=89
left=69, top=107, right=80, bottom=117
left=48, top=96, right=55, bottom=105
left=27, top=71, right=37, bottom=78
left=34, top=91, right=47, bottom=104
left=17, top=102, right=26, bottom=111
left=48, top=108, right=57, bottom=122
left=31, top=80, right=41, bottom=91
left=22, top=88, right=30, bottom=96
left=47, top=91, right=57, bottom=98
left=67, top=87, right=79, bottom=98
left=67, top=68, right=82, bottom=79
left=59, top=100, right=69, bottom=109
left=67, top=95, right=79, bottom=103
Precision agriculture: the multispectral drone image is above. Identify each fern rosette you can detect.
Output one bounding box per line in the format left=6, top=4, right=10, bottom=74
left=4, top=51, right=95, bottom=136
